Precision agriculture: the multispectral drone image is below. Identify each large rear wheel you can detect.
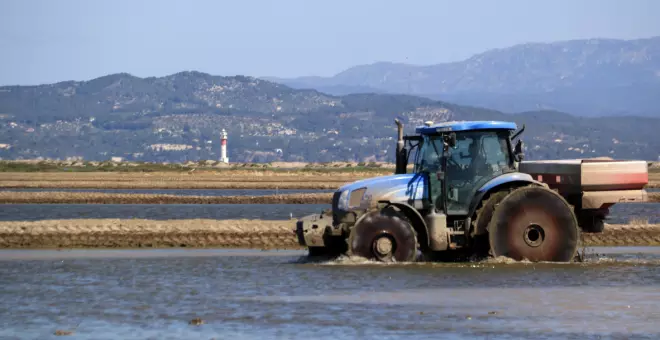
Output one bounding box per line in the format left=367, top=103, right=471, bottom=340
left=471, top=190, right=509, bottom=258
left=348, top=207, right=418, bottom=262
left=488, top=186, right=579, bottom=262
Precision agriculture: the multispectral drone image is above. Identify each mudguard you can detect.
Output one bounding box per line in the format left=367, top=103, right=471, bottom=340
left=468, top=172, right=543, bottom=219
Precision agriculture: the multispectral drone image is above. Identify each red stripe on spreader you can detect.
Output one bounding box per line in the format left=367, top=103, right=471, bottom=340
left=587, top=172, right=648, bottom=185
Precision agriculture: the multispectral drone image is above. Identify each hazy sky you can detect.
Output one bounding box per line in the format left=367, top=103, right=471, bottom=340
left=1, top=0, right=659, bottom=85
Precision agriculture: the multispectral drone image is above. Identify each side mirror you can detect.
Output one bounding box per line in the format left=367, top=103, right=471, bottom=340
left=514, top=139, right=524, bottom=161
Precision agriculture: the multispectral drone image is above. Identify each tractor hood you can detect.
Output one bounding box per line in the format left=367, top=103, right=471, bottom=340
left=335, top=174, right=428, bottom=211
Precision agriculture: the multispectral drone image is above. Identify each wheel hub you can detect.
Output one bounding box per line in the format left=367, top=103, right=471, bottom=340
left=374, top=236, right=393, bottom=255
left=523, top=224, right=545, bottom=247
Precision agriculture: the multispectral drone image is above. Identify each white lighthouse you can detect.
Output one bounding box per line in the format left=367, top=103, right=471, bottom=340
left=220, top=128, right=229, bottom=163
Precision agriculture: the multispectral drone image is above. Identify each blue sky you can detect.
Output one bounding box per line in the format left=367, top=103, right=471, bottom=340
left=1, top=0, right=659, bottom=85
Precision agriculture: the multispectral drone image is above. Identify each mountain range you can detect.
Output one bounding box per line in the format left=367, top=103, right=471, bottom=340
left=265, top=36, right=660, bottom=117
left=1, top=36, right=659, bottom=163
left=1, top=71, right=658, bottom=163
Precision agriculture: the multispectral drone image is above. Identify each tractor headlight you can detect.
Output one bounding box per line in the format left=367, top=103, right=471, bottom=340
left=337, top=189, right=350, bottom=210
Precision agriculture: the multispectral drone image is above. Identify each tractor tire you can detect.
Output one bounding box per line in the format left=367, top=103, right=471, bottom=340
left=471, top=190, right=510, bottom=258
left=488, top=186, right=579, bottom=262
left=347, top=207, right=418, bottom=262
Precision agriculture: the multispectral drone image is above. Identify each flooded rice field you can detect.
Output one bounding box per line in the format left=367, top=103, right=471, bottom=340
left=0, top=203, right=330, bottom=221
left=1, top=247, right=659, bottom=339
left=0, top=202, right=658, bottom=223
left=2, top=188, right=333, bottom=196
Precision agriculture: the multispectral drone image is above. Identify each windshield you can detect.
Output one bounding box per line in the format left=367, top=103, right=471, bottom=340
left=414, top=130, right=514, bottom=175
left=414, top=137, right=443, bottom=173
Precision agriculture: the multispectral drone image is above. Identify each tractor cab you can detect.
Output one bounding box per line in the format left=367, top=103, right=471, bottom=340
left=396, top=120, right=525, bottom=217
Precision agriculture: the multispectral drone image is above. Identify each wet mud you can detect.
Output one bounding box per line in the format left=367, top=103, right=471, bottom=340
left=1, top=219, right=660, bottom=249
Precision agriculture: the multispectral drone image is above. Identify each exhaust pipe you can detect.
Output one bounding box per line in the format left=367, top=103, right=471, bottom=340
left=395, top=118, right=404, bottom=153
left=394, top=119, right=406, bottom=174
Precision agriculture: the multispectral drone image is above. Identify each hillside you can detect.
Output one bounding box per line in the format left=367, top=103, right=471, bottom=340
left=0, top=72, right=658, bottom=163
left=265, top=36, right=660, bottom=117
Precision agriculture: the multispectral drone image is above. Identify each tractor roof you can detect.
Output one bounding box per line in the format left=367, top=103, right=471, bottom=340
left=415, top=120, right=517, bottom=135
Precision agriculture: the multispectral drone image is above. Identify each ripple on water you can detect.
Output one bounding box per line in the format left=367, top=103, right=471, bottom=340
left=0, top=202, right=657, bottom=223
left=0, top=248, right=659, bottom=339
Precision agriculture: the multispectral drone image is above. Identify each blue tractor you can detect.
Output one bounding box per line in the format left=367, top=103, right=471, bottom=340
left=295, top=119, right=649, bottom=262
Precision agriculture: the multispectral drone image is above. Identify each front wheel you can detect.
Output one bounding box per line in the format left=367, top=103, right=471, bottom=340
left=488, top=186, right=579, bottom=262
left=348, top=207, right=418, bottom=262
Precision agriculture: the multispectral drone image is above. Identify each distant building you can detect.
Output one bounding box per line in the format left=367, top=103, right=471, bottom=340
left=220, top=128, right=229, bottom=163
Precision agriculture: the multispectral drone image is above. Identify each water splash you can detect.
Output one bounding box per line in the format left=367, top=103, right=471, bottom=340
left=293, top=250, right=660, bottom=268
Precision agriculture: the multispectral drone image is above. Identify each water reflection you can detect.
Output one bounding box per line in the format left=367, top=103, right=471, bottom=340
left=0, top=202, right=656, bottom=223
left=0, top=248, right=658, bottom=339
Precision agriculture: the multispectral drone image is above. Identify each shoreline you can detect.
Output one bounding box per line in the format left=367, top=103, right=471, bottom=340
left=2, top=218, right=660, bottom=249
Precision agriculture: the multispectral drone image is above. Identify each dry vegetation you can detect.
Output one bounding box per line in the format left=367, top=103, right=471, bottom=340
left=0, top=191, right=333, bottom=204
left=0, top=170, right=384, bottom=190
left=648, top=171, right=660, bottom=188
left=1, top=161, right=657, bottom=190
left=2, top=218, right=659, bottom=249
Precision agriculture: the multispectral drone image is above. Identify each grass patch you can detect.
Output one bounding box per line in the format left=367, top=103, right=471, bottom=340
left=629, top=217, right=650, bottom=225
left=0, top=161, right=394, bottom=174
left=0, top=161, right=189, bottom=173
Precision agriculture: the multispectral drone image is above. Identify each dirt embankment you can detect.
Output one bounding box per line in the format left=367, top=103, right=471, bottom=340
left=0, top=181, right=347, bottom=190
left=0, top=191, right=334, bottom=204
left=647, top=172, right=660, bottom=188
left=0, top=171, right=377, bottom=189
left=580, top=224, right=660, bottom=247
left=1, top=170, right=658, bottom=190
left=0, top=219, right=301, bottom=249
left=1, top=219, right=660, bottom=249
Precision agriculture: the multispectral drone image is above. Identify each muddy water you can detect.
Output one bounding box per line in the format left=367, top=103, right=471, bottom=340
left=0, top=202, right=658, bottom=223
left=1, top=248, right=659, bottom=339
